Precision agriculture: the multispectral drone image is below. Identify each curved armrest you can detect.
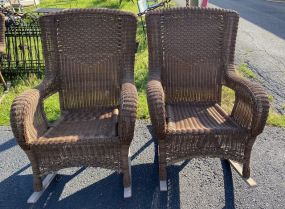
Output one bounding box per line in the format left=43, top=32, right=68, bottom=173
left=10, top=79, right=57, bottom=150
left=225, top=66, right=270, bottom=137
left=147, top=78, right=166, bottom=139
left=118, top=82, right=138, bottom=144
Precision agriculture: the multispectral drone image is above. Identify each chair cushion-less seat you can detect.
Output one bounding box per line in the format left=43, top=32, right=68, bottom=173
left=165, top=103, right=249, bottom=164
left=166, top=103, right=247, bottom=135
left=37, top=108, right=119, bottom=143
left=31, top=108, right=122, bottom=174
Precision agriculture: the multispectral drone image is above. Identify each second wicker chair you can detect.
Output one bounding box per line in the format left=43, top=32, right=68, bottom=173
left=146, top=8, right=269, bottom=191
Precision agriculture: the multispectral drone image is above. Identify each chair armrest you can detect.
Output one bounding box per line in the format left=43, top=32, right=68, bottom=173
left=147, top=78, right=166, bottom=139
left=10, top=80, right=57, bottom=150
left=118, top=82, right=138, bottom=144
left=224, top=65, right=270, bottom=137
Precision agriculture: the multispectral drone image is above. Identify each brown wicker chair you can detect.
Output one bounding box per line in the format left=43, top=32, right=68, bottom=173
left=146, top=7, right=269, bottom=191
left=10, top=9, right=138, bottom=200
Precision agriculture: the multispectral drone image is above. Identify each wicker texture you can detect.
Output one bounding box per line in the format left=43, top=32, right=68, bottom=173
left=146, top=8, right=269, bottom=181
left=0, top=13, right=4, bottom=54
left=10, top=9, right=138, bottom=191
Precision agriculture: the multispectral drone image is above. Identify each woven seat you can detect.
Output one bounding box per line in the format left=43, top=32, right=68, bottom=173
left=166, top=104, right=246, bottom=135
left=146, top=7, right=269, bottom=190
left=38, top=109, right=119, bottom=142
left=10, top=9, right=138, bottom=197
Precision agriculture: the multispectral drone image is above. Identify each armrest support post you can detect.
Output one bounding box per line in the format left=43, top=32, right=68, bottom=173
left=118, top=82, right=138, bottom=144
left=147, top=77, right=166, bottom=139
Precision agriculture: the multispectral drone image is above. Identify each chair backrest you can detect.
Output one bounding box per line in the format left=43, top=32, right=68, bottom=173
left=146, top=8, right=239, bottom=104
left=39, top=9, right=137, bottom=111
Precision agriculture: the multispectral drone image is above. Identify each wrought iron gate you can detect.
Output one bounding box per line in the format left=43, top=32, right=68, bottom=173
left=1, top=16, right=44, bottom=80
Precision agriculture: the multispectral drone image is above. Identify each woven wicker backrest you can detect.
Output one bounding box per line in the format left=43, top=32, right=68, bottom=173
left=39, top=9, right=137, bottom=111
left=146, top=8, right=239, bottom=104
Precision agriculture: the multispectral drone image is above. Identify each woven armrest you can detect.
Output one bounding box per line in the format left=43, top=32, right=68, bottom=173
left=225, top=65, right=270, bottom=137
left=147, top=77, right=166, bottom=139
left=10, top=79, right=57, bottom=150
left=118, top=82, right=138, bottom=144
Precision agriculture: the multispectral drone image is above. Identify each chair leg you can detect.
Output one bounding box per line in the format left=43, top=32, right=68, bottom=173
left=33, top=174, right=43, bottom=191
left=122, top=146, right=132, bottom=198
left=158, top=142, right=167, bottom=191
left=242, top=161, right=251, bottom=179
left=242, top=139, right=255, bottom=179
left=228, top=160, right=257, bottom=187
left=27, top=173, right=57, bottom=203
left=159, top=164, right=167, bottom=191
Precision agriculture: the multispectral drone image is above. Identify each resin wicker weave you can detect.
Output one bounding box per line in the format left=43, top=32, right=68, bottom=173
left=146, top=7, right=269, bottom=188
left=10, top=9, right=138, bottom=194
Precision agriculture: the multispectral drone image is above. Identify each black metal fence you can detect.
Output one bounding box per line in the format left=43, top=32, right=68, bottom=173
left=1, top=16, right=45, bottom=80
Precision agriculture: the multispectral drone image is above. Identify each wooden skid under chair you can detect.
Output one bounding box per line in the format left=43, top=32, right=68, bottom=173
left=146, top=7, right=269, bottom=191
left=10, top=9, right=138, bottom=201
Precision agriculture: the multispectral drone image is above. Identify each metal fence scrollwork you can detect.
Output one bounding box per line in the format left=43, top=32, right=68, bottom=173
left=1, top=8, right=44, bottom=80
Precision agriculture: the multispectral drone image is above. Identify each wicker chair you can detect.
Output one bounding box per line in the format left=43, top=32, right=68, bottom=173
left=10, top=9, right=138, bottom=199
left=146, top=8, right=269, bottom=191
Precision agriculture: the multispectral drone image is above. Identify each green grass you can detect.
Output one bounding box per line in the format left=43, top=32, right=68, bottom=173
left=0, top=75, right=40, bottom=125
left=268, top=94, right=274, bottom=103
left=221, top=86, right=235, bottom=114
left=0, top=0, right=284, bottom=127
left=267, top=110, right=285, bottom=127
left=44, top=93, right=60, bottom=122
left=238, top=63, right=256, bottom=79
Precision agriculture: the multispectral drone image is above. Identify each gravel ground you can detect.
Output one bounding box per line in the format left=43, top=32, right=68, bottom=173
left=0, top=120, right=285, bottom=209
left=175, top=0, right=285, bottom=114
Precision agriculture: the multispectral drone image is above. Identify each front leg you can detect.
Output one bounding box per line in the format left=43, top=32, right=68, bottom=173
left=122, top=145, right=132, bottom=198
left=27, top=173, right=57, bottom=203
left=159, top=141, right=167, bottom=191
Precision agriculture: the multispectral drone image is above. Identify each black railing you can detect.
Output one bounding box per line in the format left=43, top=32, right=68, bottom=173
left=1, top=13, right=44, bottom=80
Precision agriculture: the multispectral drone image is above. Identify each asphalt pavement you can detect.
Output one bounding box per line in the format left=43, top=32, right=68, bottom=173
left=0, top=121, right=285, bottom=209
left=175, top=0, right=285, bottom=114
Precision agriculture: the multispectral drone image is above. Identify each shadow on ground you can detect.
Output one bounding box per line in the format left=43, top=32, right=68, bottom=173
left=0, top=157, right=236, bottom=209
left=0, top=138, right=16, bottom=152
left=0, top=126, right=236, bottom=209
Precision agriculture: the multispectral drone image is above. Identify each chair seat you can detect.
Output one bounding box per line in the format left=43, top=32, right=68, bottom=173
left=37, top=108, right=119, bottom=144
left=166, top=103, right=247, bottom=135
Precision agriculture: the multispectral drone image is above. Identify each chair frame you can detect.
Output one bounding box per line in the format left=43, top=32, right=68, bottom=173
left=10, top=9, right=138, bottom=202
left=146, top=8, right=269, bottom=191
